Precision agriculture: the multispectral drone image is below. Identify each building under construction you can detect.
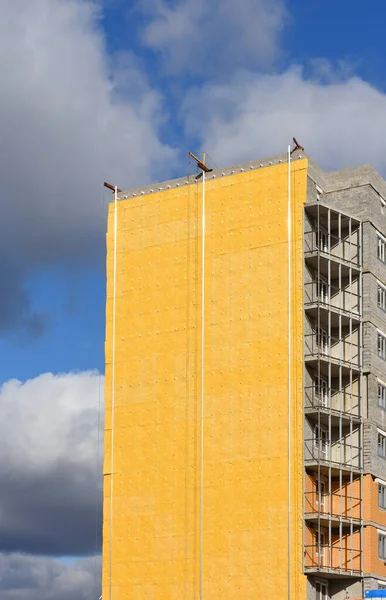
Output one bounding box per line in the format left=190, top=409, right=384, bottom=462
left=102, top=148, right=386, bottom=600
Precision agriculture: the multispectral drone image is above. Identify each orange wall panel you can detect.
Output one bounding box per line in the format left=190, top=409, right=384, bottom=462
left=365, top=525, right=386, bottom=577
left=364, top=473, right=386, bottom=527
left=363, top=474, right=386, bottom=577
left=102, top=160, right=308, bottom=600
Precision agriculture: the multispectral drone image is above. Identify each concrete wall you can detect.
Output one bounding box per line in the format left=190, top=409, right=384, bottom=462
left=311, top=183, right=386, bottom=483
left=306, top=161, right=386, bottom=598
left=306, top=569, right=362, bottom=597
left=364, top=576, right=386, bottom=594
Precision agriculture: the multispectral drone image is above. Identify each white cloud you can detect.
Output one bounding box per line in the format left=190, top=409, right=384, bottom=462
left=0, top=554, right=100, bottom=600
left=0, top=0, right=173, bottom=262
left=182, top=66, right=386, bottom=173
left=0, top=371, right=102, bottom=470
left=0, top=0, right=174, bottom=332
left=140, top=0, right=287, bottom=74
left=0, top=370, right=103, bottom=555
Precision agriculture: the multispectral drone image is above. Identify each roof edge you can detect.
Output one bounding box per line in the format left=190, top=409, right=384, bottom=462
left=115, top=149, right=307, bottom=201
left=111, top=151, right=386, bottom=202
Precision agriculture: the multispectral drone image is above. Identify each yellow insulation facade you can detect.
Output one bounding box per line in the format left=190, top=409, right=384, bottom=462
left=102, top=159, right=308, bottom=599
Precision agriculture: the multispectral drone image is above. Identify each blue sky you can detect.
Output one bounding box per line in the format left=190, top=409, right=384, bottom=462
left=4, top=0, right=386, bottom=383
left=3, top=0, right=384, bottom=383
left=2, top=0, right=386, bottom=598
left=0, top=267, right=105, bottom=381
left=287, top=1, right=386, bottom=85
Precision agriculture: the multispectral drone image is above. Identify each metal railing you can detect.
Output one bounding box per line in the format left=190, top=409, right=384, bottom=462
left=304, top=333, right=360, bottom=365
left=304, top=280, right=360, bottom=315
left=304, top=543, right=361, bottom=573
left=304, top=229, right=360, bottom=266
left=304, top=385, right=360, bottom=416
left=304, top=438, right=361, bottom=468
left=304, top=490, right=361, bottom=519
left=303, top=207, right=364, bottom=581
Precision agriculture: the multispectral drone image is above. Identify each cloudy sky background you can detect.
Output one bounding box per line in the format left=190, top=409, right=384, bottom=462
left=2, top=0, right=386, bottom=597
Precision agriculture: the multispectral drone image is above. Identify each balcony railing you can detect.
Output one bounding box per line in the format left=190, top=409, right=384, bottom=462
left=304, top=543, right=361, bottom=573
left=304, top=281, right=360, bottom=315
left=304, top=490, right=361, bottom=520
left=304, top=333, right=360, bottom=366
left=304, top=385, right=360, bottom=416
left=304, top=230, right=360, bottom=267
left=304, top=438, right=361, bottom=469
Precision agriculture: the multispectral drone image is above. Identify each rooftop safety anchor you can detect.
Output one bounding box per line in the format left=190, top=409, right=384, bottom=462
left=291, top=137, right=304, bottom=154
left=104, top=181, right=122, bottom=193
left=188, top=152, right=213, bottom=173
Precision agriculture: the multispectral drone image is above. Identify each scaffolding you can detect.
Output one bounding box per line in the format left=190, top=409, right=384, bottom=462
left=303, top=203, right=364, bottom=580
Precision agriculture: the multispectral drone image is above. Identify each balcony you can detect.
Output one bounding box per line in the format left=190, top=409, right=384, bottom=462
left=304, top=280, right=360, bottom=327
left=305, top=489, right=361, bottom=525
left=304, top=332, right=361, bottom=376
left=304, top=204, right=361, bottom=272
left=304, top=437, right=361, bottom=475
left=303, top=204, right=363, bottom=580
left=304, top=542, right=361, bottom=577
left=304, top=248, right=361, bottom=278
left=304, top=384, right=360, bottom=424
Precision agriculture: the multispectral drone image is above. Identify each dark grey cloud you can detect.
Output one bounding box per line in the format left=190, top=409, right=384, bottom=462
left=0, top=463, right=101, bottom=556
left=0, top=258, right=49, bottom=336
left=0, top=0, right=174, bottom=335
left=0, top=554, right=101, bottom=600
left=0, top=371, right=103, bottom=556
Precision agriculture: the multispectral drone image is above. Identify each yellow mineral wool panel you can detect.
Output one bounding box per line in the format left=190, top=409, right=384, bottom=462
left=102, top=158, right=308, bottom=600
